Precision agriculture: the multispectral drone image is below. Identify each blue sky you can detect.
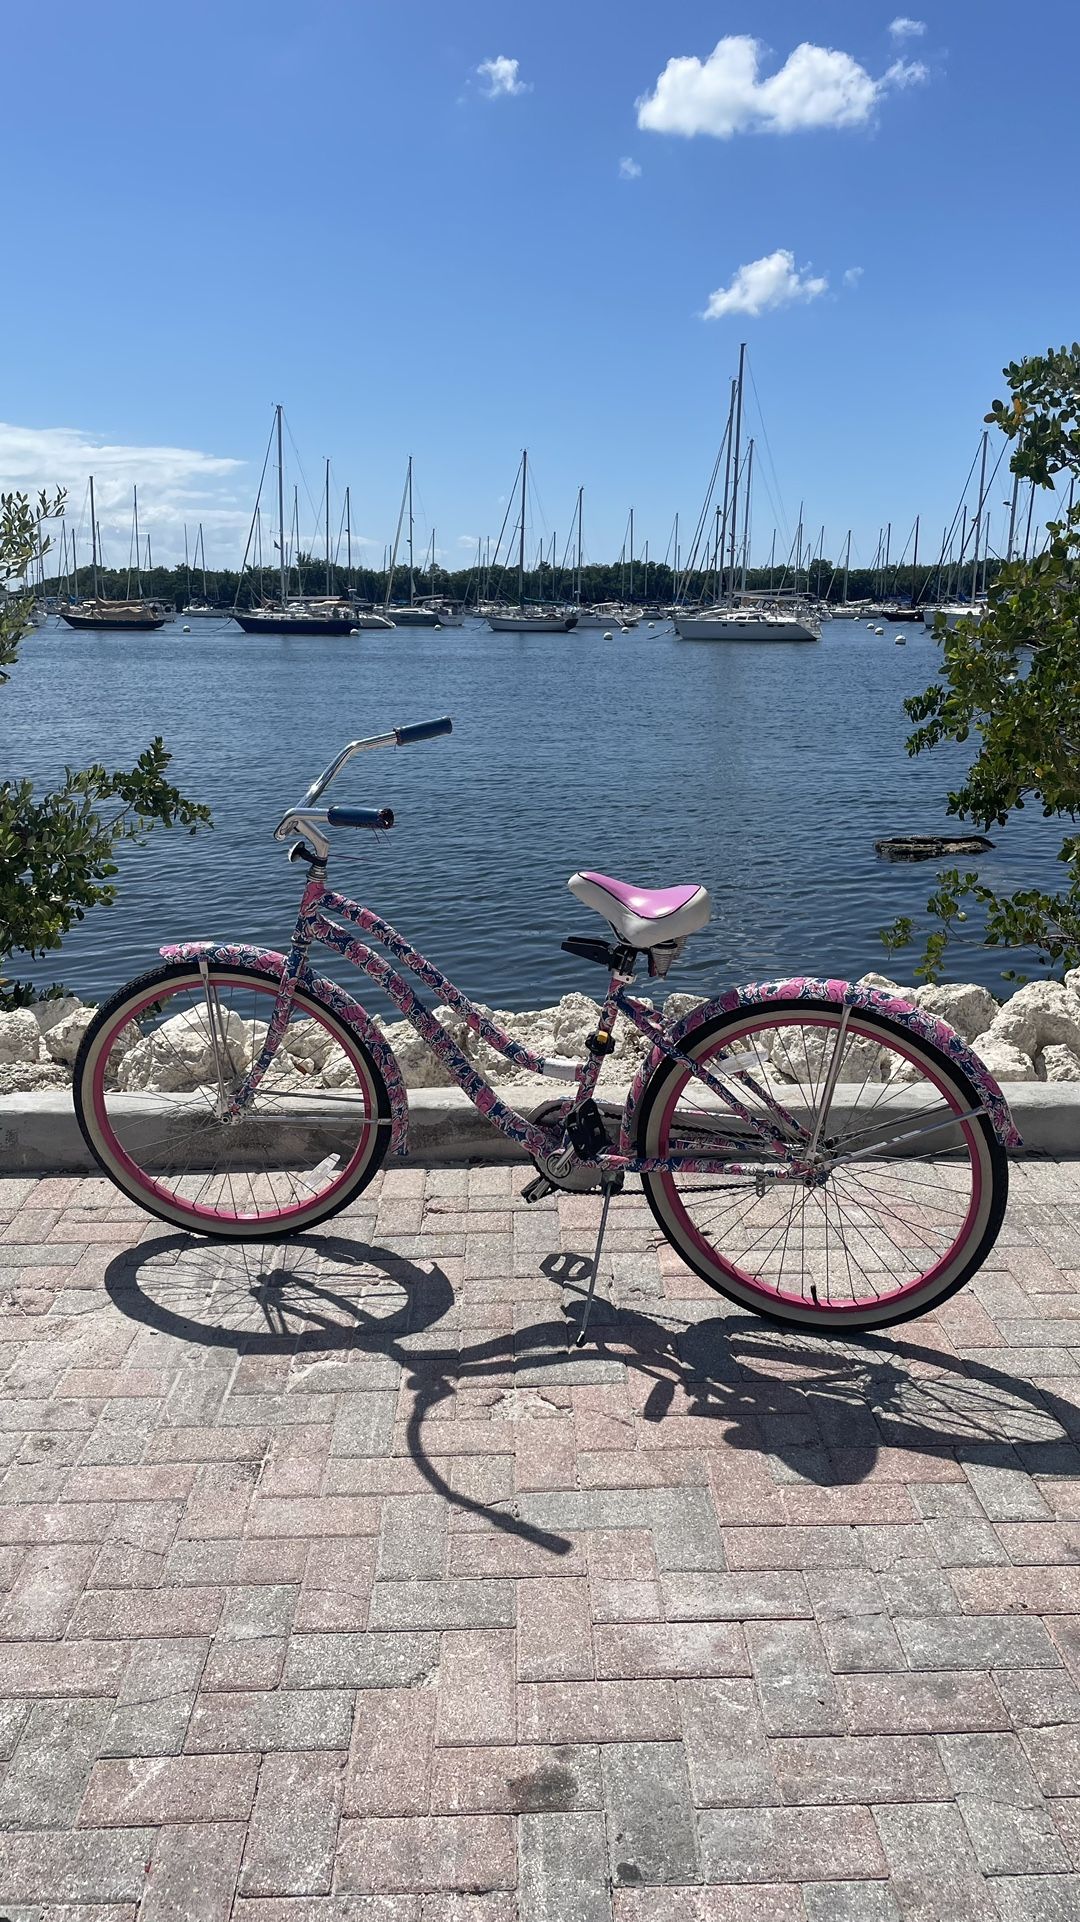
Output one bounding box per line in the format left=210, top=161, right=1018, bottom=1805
left=4, top=1, right=1078, bottom=573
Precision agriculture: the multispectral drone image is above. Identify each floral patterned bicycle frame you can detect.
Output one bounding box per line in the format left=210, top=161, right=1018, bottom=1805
left=213, top=872, right=817, bottom=1182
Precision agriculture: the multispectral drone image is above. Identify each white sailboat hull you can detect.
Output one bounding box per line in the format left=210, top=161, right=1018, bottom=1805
left=924, top=604, right=985, bottom=631
left=574, top=607, right=640, bottom=628
left=486, top=612, right=578, bottom=633
left=674, top=612, right=819, bottom=643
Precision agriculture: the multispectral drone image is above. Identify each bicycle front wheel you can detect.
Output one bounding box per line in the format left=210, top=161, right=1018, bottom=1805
left=637, top=997, right=1008, bottom=1331
left=74, top=961, right=391, bottom=1238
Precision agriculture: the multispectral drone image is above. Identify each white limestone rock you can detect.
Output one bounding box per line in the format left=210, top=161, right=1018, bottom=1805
left=768, top=1028, right=887, bottom=1084
left=551, top=993, right=603, bottom=1057
left=117, top=1005, right=253, bottom=1093
left=1037, top=1043, right=1080, bottom=1083
left=44, top=1006, right=97, bottom=1067
left=0, top=1010, right=44, bottom=1066
left=663, top=992, right=708, bottom=1024
left=31, top=995, right=84, bottom=1036
left=971, top=1032, right=1039, bottom=1081
left=1065, top=967, right=1080, bottom=1000
left=0, top=1059, right=68, bottom=1094
left=989, top=981, right=1080, bottom=1059
left=912, top=982, right=1000, bottom=1045
left=379, top=1020, right=454, bottom=1090
left=856, top=972, right=908, bottom=998
left=284, top=1018, right=335, bottom=1070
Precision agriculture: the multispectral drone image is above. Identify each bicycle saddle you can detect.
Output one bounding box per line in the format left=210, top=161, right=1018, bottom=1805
left=568, top=870, right=711, bottom=949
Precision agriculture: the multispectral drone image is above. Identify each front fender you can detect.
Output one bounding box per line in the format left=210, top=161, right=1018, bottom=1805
left=159, top=941, right=410, bottom=1157
left=620, top=976, right=1021, bottom=1152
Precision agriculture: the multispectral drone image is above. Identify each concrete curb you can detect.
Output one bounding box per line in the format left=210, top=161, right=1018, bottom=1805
left=0, top=1084, right=1078, bottom=1174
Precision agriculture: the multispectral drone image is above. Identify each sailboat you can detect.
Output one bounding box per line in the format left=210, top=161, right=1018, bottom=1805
left=567, top=489, right=638, bottom=627
left=232, top=414, right=391, bottom=636
left=674, top=347, right=818, bottom=644
left=486, top=451, right=578, bottom=632
left=923, top=434, right=991, bottom=633
left=60, top=482, right=169, bottom=631
left=182, top=524, right=220, bottom=617
left=383, top=459, right=441, bottom=627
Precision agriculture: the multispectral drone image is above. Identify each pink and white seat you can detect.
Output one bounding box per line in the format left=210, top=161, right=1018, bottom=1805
left=568, top=870, right=711, bottom=949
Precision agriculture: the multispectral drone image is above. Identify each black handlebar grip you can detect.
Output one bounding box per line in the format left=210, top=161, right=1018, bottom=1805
left=394, top=716, right=453, bottom=745
left=326, top=805, right=395, bottom=830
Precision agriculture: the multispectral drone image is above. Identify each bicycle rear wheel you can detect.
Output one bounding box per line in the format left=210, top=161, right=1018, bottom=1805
left=74, top=961, right=391, bottom=1238
left=636, top=997, right=1008, bottom=1331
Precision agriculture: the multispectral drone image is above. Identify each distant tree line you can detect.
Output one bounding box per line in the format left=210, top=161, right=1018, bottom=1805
left=35, top=555, right=1003, bottom=610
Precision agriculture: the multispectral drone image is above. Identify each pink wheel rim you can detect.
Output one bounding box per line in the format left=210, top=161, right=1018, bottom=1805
left=654, top=1010, right=984, bottom=1316
left=91, top=974, right=376, bottom=1226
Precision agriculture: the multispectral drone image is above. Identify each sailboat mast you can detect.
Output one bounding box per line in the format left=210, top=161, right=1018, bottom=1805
left=911, top=515, right=920, bottom=603
left=576, top=486, right=583, bottom=602
left=199, top=524, right=208, bottom=602
left=275, top=405, right=287, bottom=607
left=346, top=487, right=352, bottom=588
left=184, top=524, right=190, bottom=604
left=407, top=456, right=415, bottom=605
left=325, top=457, right=332, bottom=597
left=718, top=379, right=736, bottom=602
left=628, top=507, right=634, bottom=605
left=1005, top=462, right=1021, bottom=564
left=518, top=450, right=527, bottom=607
left=132, top=486, right=142, bottom=597
left=728, top=340, right=746, bottom=602
left=740, top=441, right=754, bottom=593
left=971, top=429, right=988, bottom=604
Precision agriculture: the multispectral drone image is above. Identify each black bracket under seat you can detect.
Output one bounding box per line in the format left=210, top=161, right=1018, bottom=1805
left=561, top=935, right=638, bottom=974
left=561, top=935, right=615, bottom=968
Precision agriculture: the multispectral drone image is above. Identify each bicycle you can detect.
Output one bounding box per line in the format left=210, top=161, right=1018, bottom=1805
left=73, top=715, right=1019, bottom=1340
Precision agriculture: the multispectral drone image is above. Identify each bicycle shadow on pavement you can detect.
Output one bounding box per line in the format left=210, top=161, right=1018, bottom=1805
left=104, top=1232, right=1080, bottom=1560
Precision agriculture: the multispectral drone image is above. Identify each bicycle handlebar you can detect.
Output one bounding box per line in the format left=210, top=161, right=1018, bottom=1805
left=275, top=716, right=453, bottom=854
left=301, top=716, right=453, bottom=806
left=326, top=805, right=395, bottom=831
left=395, top=717, right=453, bottom=745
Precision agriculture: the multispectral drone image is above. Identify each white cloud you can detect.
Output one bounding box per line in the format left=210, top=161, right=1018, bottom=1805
left=702, top=250, right=828, bottom=320
left=883, top=57, right=929, bottom=88
left=477, top=55, right=528, bottom=99
left=842, top=265, right=864, bottom=287
left=636, top=34, right=927, bottom=138
left=889, top=17, right=926, bottom=39
left=618, top=155, right=642, bottom=180
left=0, top=421, right=248, bottom=568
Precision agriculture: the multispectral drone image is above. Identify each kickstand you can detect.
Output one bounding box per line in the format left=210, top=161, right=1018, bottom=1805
left=572, top=1178, right=617, bottom=1349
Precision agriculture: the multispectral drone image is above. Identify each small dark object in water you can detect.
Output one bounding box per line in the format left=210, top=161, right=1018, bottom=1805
left=875, top=833, right=995, bottom=862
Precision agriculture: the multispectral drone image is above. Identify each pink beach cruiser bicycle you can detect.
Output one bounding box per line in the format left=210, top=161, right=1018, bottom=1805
left=74, top=716, right=1017, bottom=1339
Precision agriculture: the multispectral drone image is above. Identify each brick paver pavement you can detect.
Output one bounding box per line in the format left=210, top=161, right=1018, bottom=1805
left=0, top=1156, right=1079, bottom=1919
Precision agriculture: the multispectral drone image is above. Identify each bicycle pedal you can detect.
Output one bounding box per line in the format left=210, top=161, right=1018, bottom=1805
left=522, top=1174, right=555, bottom=1204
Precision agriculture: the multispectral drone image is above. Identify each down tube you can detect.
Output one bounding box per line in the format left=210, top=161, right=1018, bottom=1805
left=320, top=891, right=564, bottom=1079
left=310, top=911, right=557, bottom=1157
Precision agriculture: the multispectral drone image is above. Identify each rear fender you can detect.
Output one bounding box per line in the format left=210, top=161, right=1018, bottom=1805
left=159, top=940, right=410, bottom=1156
left=620, top=976, right=1021, bottom=1152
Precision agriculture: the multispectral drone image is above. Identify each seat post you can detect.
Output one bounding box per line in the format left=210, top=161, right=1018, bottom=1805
left=575, top=961, right=634, bottom=1101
